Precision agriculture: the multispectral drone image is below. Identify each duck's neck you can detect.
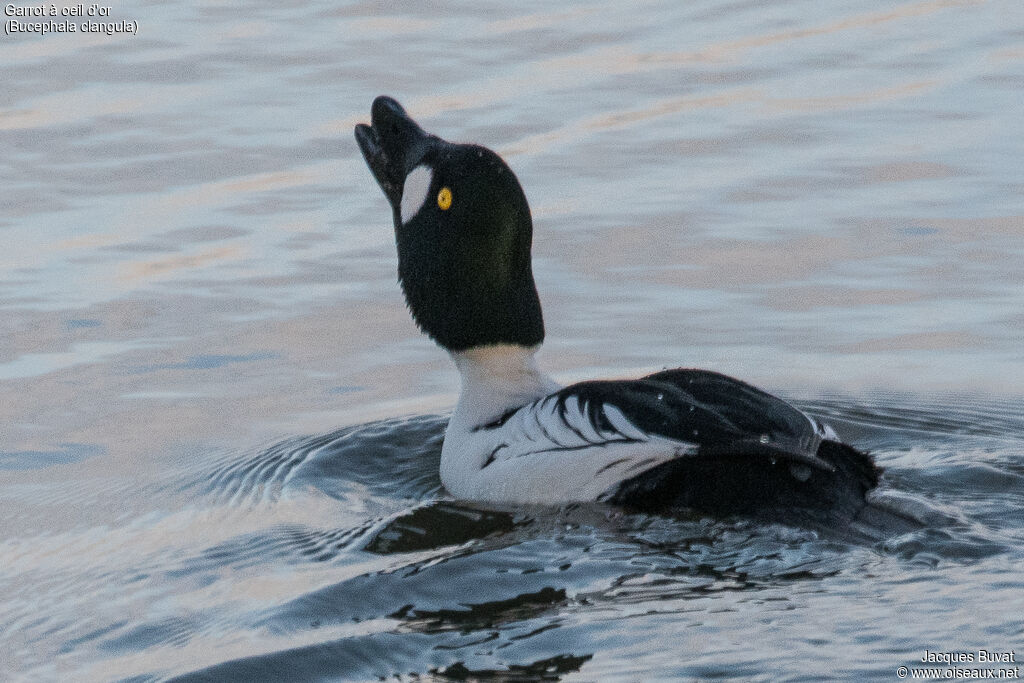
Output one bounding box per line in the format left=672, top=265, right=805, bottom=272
left=448, top=344, right=560, bottom=431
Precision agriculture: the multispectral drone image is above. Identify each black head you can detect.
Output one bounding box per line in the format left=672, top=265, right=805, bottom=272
left=355, top=96, right=544, bottom=352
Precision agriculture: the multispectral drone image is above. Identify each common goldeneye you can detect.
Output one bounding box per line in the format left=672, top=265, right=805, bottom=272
left=355, top=96, right=879, bottom=517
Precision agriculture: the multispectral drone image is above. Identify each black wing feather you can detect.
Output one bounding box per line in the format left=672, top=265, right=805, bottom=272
left=645, top=368, right=815, bottom=439
left=471, top=368, right=893, bottom=533
left=477, top=368, right=891, bottom=533
left=551, top=368, right=824, bottom=462
left=585, top=369, right=888, bottom=531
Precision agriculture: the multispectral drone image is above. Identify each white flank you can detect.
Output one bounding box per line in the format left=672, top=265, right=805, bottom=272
left=440, top=344, right=695, bottom=504
left=400, top=165, right=433, bottom=224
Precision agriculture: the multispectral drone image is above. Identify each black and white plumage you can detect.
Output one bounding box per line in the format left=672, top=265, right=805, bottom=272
left=355, top=96, right=882, bottom=522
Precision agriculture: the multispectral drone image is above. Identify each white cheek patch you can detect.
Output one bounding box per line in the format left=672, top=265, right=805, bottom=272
left=400, top=165, right=433, bottom=224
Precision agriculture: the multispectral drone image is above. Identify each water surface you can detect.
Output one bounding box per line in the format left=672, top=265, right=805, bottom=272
left=1, top=0, right=1022, bottom=680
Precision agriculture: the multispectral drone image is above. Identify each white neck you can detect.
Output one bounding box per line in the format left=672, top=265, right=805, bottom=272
left=448, top=343, right=560, bottom=431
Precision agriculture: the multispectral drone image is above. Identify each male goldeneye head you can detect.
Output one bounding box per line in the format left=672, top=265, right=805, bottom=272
left=355, top=96, right=543, bottom=353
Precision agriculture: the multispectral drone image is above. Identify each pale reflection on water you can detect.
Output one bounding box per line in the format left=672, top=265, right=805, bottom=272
left=1, top=0, right=1022, bottom=680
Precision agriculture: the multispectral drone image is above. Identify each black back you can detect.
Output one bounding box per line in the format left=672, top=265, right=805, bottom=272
left=555, top=368, right=829, bottom=458
left=587, top=369, right=885, bottom=530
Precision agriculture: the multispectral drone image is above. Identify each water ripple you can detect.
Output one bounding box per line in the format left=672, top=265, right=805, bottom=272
left=194, top=414, right=447, bottom=505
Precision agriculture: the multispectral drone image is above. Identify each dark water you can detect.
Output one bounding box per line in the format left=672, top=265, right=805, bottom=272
left=2, top=0, right=1023, bottom=680
left=8, top=398, right=1023, bottom=681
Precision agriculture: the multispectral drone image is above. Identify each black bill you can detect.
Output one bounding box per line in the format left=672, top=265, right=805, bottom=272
left=354, top=96, right=433, bottom=207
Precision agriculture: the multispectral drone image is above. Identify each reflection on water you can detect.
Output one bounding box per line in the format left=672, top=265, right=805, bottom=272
left=3, top=399, right=1021, bottom=680
left=1, top=0, right=1022, bottom=679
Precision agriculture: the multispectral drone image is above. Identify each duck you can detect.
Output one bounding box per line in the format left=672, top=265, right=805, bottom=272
left=354, top=95, right=881, bottom=522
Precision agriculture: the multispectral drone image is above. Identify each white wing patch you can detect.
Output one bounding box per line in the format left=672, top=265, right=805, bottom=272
left=400, top=164, right=433, bottom=224
left=444, top=394, right=699, bottom=504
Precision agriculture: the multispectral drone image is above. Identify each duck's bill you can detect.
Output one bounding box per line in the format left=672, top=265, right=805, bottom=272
left=354, top=96, right=433, bottom=207
left=354, top=123, right=399, bottom=204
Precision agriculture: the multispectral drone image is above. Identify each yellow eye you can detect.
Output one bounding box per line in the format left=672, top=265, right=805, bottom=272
left=437, top=186, right=452, bottom=210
